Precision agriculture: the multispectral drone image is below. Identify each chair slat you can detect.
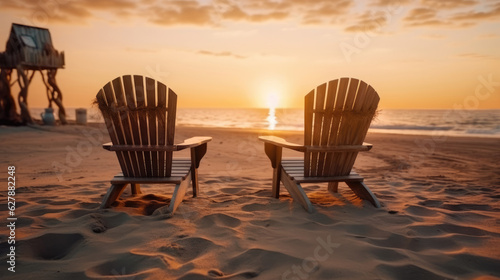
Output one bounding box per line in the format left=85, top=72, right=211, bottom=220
left=333, top=78, right=358, bottom=176
left=123, top=75, right=146, bottom=177
left=103, top=82, right=131, bottom=176
left=322, top=79, right=339, bottom=175
left=312, top=83, right=326, bottom=176
left=134, top=75, right=152, bottom=177
left=165, top=89, right=177, bottom=176
left=146, top=77, right=158, bottom=177
left=304, top=90, right=314, bottom=176
left=324, top=78, right=347, bottom=176
left=341, top=80, right=365, bottom=175
left=112, top=77, right=138, bottom=176
left=157, top=82, right=167, bottom=177
left=97, top=90, right=128, bottom=174
left=341, top=78, right=359, bottom=175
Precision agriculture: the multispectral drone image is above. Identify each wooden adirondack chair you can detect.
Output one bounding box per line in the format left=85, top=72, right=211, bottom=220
left=259, top=77, right=380, bottom=213
left=96, top=75, right=211, bottom=215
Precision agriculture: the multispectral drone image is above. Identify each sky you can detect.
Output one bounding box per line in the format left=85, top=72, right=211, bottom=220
left=0, top=0, right=499, bottom=109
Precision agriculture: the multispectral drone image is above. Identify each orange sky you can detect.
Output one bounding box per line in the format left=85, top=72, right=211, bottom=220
left=0, top=0, right=499, bottom=109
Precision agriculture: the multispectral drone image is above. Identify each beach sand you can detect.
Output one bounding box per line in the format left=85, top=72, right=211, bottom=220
left=1, top=124, right=499, bottom=279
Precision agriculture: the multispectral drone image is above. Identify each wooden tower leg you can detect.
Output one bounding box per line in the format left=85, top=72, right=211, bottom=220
left=16, top=66, right=34, bottom=124
left=0, top=69, right=19, bottom=123
left=39, top=70, right=53, bottom=109
left=47, top=69, right=67, bottom=124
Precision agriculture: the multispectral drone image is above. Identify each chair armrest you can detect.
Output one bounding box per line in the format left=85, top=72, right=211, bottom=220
left=258, top=136, right=305, bottom=152
left=102, top=137, right=212, bottom=152
left=175, top=136, right=212, bottom=151
left=306, top=142, right=373, bottom=152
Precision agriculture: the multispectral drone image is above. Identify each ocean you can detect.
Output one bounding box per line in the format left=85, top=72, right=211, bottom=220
left=31, top=107, right=500, bottom=138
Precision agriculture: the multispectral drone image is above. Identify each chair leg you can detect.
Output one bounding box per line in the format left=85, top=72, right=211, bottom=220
left=280, top=169, right=314, bottom=213
left=264, top=143, right=282, bottom=198
left=271, top=166, right=282, bottom=198
left=100, top=184, right=127, bottom=209
left=346, top=181, right=381, bottom=208
left=190, top=143, right=207, bottom=198
left=168, top=172, right=191, bottom=214
left=328, top=182, right=339, bottom=193
left=191, top=166, right=199, bottom=198
left=131, top=184, right=142, bottom=195
left=153, top=174, right=191, bottom=217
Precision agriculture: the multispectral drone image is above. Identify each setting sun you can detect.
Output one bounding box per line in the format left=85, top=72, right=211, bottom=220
left=265, top=92, right=280, bottom=109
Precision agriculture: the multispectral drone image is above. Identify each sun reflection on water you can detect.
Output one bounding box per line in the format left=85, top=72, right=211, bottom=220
left=267, top=107, right=277, bottom=130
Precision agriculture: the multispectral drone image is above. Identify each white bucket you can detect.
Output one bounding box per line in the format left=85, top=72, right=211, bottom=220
left=75, top=108, right=87, bottom=125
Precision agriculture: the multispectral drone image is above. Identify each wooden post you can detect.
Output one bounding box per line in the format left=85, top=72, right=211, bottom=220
left=0, top=68, right=19, bottom=123
left=47, top=69, right=67, bottom=124
left=16, top=65, right=33, bottom=124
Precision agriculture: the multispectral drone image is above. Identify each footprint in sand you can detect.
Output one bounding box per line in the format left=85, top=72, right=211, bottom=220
left=198, top=213, right=241, bottom=228
left=18, top=233, right=84, bottom=260
left=164, top=237, right=220, bottom=260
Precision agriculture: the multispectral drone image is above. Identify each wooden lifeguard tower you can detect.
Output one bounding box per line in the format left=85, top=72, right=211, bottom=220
left=0, top=23, right=67, bottom=125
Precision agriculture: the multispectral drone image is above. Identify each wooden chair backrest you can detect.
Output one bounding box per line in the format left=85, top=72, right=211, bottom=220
left=96, top=75, right=177, bottom=177
left=304, top=77, right=379, bottom=177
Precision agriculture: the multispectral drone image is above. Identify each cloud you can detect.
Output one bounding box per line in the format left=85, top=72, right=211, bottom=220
left=457, top=52, right=500, bottom=60
left=0, top=0, right=137, bottom=24
left=405, top=8, right=436, bottom=21
left=403, top=8, right=452, bottom=27
left=1, top=0, right=499, bottom=31
left=197, top=50, right=247, bottom=59
left=344, top=11, right=388, bottom=32
left=420, top=0, right=477, bottom=9
left=450, top=2, right=500, bottom=21
left=404, top=1, right=500, bottom=28
left=301, top=1, right=353, bottom=25
left=147, top=0, right=213, bottom=26
left=0, top=0, right=355, bottom=26
left=370, top=0, right=412, bottom=7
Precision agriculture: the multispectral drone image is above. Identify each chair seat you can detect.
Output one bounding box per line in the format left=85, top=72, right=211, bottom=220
left=110, top=158, right=192, bottom=184
left=281, top=158, right=364, bottom=183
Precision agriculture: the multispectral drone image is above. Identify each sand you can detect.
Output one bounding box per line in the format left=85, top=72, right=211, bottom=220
left=0, top=124, right=499, bottom=280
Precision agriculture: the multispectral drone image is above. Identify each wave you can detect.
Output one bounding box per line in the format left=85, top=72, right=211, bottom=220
left=370, top=125, right=454, bottom=131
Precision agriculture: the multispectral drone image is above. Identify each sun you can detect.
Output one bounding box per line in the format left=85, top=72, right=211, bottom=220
left=265, top=92, right=280, bottom=109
